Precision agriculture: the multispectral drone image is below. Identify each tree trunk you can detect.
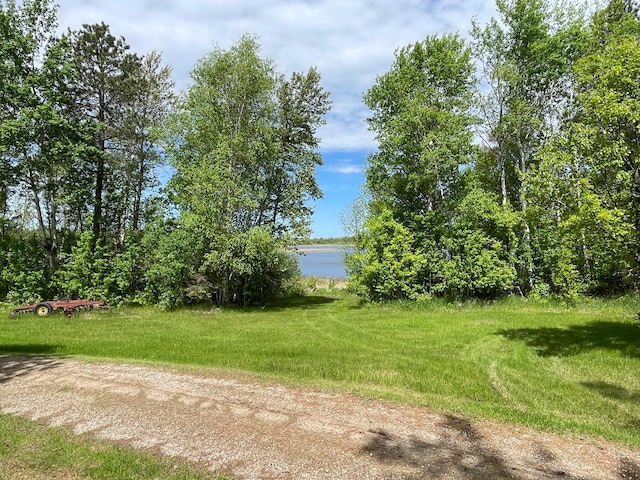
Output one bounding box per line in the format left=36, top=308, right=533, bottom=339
left=92, top=89, right=107, bottom=253
left=92, top=153, right=104, bottom=252
left=631, top=170, right=640, bottom=291
left=519, top=142, right=534, bottom=290
left=132, top=148, right=145, bottom=231
left=28, top=171, right=59, bottom=276
left=499, top=153, right=508, bottom=206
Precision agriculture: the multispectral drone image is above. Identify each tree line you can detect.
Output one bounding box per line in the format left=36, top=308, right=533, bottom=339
left=2, top=0, right=639, bottom=307
left=347, top=0, right=640, bottom=301
left=0, top=0, right=329, bottom=307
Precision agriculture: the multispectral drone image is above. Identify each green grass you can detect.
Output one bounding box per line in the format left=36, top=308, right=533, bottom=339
left=0, top=413, right=229, bottom=480
left=1, top=293, right=640, bottom=448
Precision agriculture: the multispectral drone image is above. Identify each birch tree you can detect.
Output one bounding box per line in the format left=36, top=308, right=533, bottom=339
left=167, top=35, right=330, bottom=304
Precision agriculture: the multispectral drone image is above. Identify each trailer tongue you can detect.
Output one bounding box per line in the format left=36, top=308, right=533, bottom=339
left=10, top=299, right=107, bottom=317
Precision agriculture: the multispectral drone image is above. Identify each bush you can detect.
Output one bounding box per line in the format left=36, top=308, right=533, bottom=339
left=441, top=189, right=518, bottom=299
left=1, top=231, right=52, bottom=303
left=138, top=221, right=203, bottom=309
left=202, top=227, right=300, bottom=305
left=346, top=209, right=428, bottom=302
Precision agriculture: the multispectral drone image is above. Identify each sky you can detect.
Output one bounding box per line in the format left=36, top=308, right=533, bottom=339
left=55, top=0, right=499, bottom=238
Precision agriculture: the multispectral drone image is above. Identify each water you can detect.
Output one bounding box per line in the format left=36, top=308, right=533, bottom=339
left=295, top=245, right=352, bottom=279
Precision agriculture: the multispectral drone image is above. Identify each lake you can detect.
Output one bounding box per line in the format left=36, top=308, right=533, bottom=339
left=295, top=245, right=352, bottom=279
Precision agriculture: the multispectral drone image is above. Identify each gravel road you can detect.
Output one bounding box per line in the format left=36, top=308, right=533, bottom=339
left=1, top=355, right=639, bottom=479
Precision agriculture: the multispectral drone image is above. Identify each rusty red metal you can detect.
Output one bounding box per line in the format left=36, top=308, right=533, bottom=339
left=10, top=299, right=107, bottom=317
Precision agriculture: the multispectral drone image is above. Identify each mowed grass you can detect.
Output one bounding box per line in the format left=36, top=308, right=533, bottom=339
left=1, top=293, right=640, bottom=447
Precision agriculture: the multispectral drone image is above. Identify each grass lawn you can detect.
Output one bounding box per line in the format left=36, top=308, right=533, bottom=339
left=1, top=292, right=640, bottom=450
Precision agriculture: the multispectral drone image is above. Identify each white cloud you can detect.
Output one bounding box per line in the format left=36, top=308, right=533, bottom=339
left=326, top=164, right=363, bottom=175
left=322, top=156, right=365, bottom=175
left=55, top=0, right=498, bottom=154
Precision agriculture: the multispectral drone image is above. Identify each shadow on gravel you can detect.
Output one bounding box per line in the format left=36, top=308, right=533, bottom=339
left=619, top=458, right=640, bottom=480
left=0, top=354, right=64, bottom=384
left=361, top=414, right=593, bottom=480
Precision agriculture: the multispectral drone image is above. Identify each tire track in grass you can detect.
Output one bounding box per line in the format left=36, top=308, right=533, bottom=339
left=488, top=361, right=526, bottom=411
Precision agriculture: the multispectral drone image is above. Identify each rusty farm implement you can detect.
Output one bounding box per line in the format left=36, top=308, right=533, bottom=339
left=10, top=299, right=107, bottom=318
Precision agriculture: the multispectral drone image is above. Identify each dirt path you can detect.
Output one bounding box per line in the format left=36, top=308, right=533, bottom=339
left=1, top=356, right=639, bottom=480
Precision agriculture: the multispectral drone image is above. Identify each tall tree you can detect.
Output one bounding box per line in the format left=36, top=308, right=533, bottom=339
left=70, top=22, right=141, bottom=250
left=0, top=1, right=28, bottom=228
left=169, top=35, right=276, bottom=239
left=535, top=1, right=640, bottom=291
left=471, top=0, right=587, bottom=291
left=267, top=67, right=329, bottom=238
left=590, top=0, right=640, bottom=47
left=167, top=35, right=330, bottom=304
left=119, top=51, right=174, bottom=232
left=349, top=34, right=477, bottom=300
left=0, top=0, right=89, bottom=278
left=364, top=34, right=476, bottom=228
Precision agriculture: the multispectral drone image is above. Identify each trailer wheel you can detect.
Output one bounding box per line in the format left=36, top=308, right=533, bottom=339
left=34, top=303, right=52, bottom=317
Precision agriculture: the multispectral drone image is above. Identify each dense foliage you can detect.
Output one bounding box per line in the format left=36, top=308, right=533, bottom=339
left=2, top=0, right=639, bottom=305
left=347, top=0, right=640, bottom=301
left=166, top=35, right=330, bottom=305
left=0, top=1, right=329, bottom=306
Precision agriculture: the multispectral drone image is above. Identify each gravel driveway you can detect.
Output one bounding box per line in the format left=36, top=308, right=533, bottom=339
left=1, top=356, right=638, bottom=479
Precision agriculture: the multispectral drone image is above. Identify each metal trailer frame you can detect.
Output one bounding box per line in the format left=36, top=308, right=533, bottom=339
left=10, top=299, right=107, bottom=318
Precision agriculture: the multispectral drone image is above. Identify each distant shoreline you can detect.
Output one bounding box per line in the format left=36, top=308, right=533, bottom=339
left=295, top=245, right=353, bottom=254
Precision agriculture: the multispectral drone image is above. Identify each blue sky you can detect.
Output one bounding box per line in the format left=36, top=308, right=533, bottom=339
left=56, top=0, right=499, bottom=238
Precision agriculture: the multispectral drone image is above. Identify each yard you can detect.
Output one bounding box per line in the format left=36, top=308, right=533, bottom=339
left=2, top=293, right=639, bottom=447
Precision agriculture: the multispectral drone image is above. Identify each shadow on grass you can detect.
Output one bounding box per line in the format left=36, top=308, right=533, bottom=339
left=264, top=295, right=339, bottom=311
left=182, top=295, right=340, bottom=313
left=360, top=414, right=589, bottom=479
left=0, top=351, right=64, bottom=384
left=582, top=381, right=640, bottom=403
left=497, top=321, right=640, bottom=358
left=0, top=344, right=59, bottom=355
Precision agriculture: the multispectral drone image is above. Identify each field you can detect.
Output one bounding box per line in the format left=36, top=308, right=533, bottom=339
left=2, top=292, right=639, bottom=449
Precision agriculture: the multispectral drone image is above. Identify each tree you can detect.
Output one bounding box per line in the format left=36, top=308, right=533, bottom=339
left=0, top=1, right=27, bottom=225
left=442, top=188, right=518, bottom=298
left=119, top=51, right=174, bottom=232
left=471, top=0, right=587, bottom=291
left=364, top=34, right=476, bottom=228
left=346, top=208, right=428, bottom=301
left=169, top=35, right=275, bottom=237
left=590, top=0, right=640, bottom=47
left=0, top=7, right=175, bottom=302
left=167, top=35, right=329, bottom=304
left=535, top=3, right=640, bottom=291
left=20, top=34, right=86, bottom=276
left=352, top=34, right=476, bottom=299
left=50, top=29, right=174, bottom=301
left=0, top=0, right=90, bottom=283
left=267, top=67, right=329, bottom=238
left=340, top=189, right=370, bottom=242
left=70, top=22, right=142, bottom=250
